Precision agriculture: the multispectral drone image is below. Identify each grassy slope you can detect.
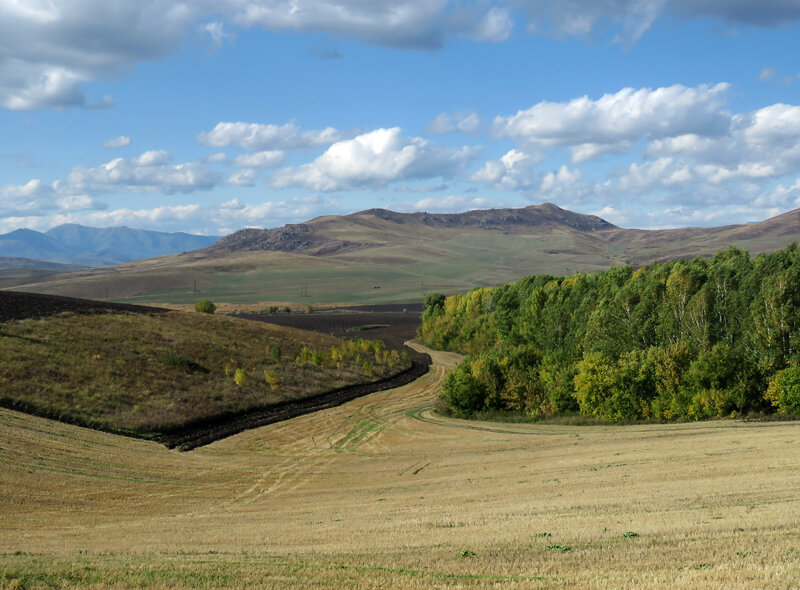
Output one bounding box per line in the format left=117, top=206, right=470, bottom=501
left=0, top=311, right=408, bottom=434
left=8, top=207, right=800, bottom=305
left=2, top=346, right=800, bottom=588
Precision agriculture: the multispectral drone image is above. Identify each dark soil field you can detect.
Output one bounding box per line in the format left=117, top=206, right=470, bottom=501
left=0, top=289, right=167, bottom=322
left=238, top=305, right=424, bottom=354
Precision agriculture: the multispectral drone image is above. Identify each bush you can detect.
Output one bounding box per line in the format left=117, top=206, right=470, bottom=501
left=765, top=364, right=800, bottom=414
left=194, top=299, right=216, bottom=314
left=234, top=368, right=249, bottom=387
left=441, top=363, right=486, bottom=414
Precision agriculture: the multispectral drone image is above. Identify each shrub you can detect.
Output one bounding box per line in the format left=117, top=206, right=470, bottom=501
left=765, top=364, right=800, bottom=414
left=271, top=344, right=282, bottom=362
left=194, top=299, right=216, bottom=314
left=234, top=368, right=249, bottom=387
left=263, top=369, right=279, bottom=391
left=441, top=363, right=485, bottom=414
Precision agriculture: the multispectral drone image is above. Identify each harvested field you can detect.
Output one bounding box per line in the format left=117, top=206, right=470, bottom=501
left=2, top=344, right=800, bottom=588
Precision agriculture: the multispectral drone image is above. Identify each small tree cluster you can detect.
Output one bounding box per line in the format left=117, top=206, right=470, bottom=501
left=294, top=338, right=403, bottom=377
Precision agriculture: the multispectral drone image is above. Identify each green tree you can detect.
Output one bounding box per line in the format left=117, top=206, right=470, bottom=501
left=765, top=365, right=800, bottom=414
left=441, top=362, right=485, bottom=414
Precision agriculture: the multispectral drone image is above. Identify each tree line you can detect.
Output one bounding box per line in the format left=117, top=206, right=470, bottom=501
left=420, top=244, right=800, bottom=421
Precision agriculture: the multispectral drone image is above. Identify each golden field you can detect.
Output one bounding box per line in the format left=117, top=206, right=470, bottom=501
left=2, top=344, right=800, bottom=588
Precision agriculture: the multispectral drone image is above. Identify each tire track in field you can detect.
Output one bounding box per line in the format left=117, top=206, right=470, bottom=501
left=195, top=343, right=459, bottom=514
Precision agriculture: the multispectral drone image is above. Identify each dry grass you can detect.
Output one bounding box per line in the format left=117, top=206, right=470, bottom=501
left=2, top=344, right=800, bottom=588
left=0, top=311, right=406, bottom=434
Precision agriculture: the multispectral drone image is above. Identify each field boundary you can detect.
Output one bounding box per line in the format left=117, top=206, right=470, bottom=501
left=156, top=346, right=431, bottom=451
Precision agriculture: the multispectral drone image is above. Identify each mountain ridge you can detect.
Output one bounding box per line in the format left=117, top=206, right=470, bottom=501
left=7, top=203, right=800, bottom=304
left=0, top=224, right=220, bottom=267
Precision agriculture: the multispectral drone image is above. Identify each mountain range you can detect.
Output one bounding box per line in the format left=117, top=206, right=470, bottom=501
left=6, top=203, right=800, bottom=304
left=0, top=224, right=219, bottom=267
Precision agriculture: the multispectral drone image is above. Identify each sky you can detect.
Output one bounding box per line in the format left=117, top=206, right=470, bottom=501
left=1, top=1, right=800, bottom=236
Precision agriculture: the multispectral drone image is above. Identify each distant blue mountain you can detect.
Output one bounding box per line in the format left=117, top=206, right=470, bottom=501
left=0, top=224, right=220, bottom=267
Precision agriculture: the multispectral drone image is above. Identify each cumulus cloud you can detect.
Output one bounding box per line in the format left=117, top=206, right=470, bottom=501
left=205, top=152, right=227, bottom=163
left=0, top=178, right=104, bottom=217
left=231, top=150, right=286, bottom=168
left=470, top=149, right=543, bottom=190
left=269, top=128, right=478, bottom=192
left=492, top=83, right=732, bottom=162
left=0, top=194, right=344, bottom=235
left=427, top=111, right=482, bottom=135
left=224, top=0, right=513, bottom=50
left=513, top=0, right=800, bottom=44
left=0, top=151, right=224, bottom=208
left=197, top=122, right=344, bottom=151
left=61, top=153, right=221, bottom=195
left=102, top=135, right=131, bottom=148
left=4, top=1, right=800, bottom=110
left=0, top=1, right=191, bottom=110
left=226, top=169, right=258, bottom=186
left=464, top=85, right=800, bottom=228
left=401, top=194, right=508, bottom=213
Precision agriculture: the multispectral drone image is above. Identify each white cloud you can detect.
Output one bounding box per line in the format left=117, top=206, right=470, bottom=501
left=449, top=6, right=514, bottom=42
left=0, top=1, right=191, bottom=110
left=132, top=150, right=172, bottom=166
left=403, top=194, right=507, bottom=213
left=60, top=151, right=222, bottom=195
left=231, top=150, right=286, bottom=168
left=4, top=1, right=800, bottom=110
left=492, top=83, right=732, bottom=162
left=470, top=149, right=543, bottom=190
left=753, top=178, right=800, bottom=209
left=270, top=127, right=478, bottom=191
left=427, top=111, right=482, bottom=135
left=102, top=135, right=131, bottom=148
left=759, top=67, right=778, bottom=82
left=0, top=179, right=57, bottom=216
left=513, top=1, right=800, bottom=44
left=204, top=21, right=230, bottom=47
left=197, top=121, right=344, bottom=150
left=226, top=169, right=258, bottom=186
left=206, top=152, right=227, bottom=163
left=514, top=0, right=664, bottom=43
left=228, top=0, right=451, bottom=48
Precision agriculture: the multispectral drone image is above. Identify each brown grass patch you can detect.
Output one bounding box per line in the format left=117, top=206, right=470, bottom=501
left=0, top=311, right=407, bottom=434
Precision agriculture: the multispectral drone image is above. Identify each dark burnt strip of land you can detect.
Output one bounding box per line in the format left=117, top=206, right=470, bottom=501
left=0, top=290, right=169, bottom=322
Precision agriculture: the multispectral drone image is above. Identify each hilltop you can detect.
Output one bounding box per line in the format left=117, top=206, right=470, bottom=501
left=6, top=203, right=800, bottom=304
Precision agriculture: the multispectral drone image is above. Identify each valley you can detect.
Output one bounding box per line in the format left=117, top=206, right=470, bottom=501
left=2, top=344, right=800, bottom=588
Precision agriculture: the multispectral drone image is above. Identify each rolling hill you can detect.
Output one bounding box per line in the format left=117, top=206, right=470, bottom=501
left=6, top=203, right=800, bottom=304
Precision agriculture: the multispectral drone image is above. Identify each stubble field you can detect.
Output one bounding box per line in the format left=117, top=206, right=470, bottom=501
left=2, top=344, right=800, bottom=588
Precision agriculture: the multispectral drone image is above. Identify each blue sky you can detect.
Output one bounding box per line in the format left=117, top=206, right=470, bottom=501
left=2, top=1, right=800, bottom=235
